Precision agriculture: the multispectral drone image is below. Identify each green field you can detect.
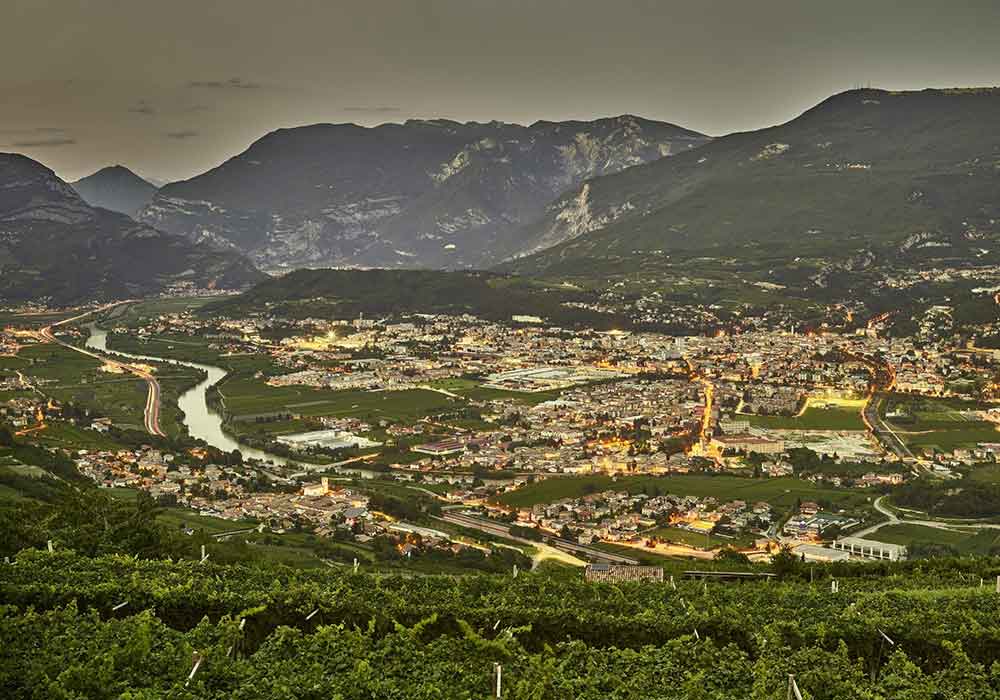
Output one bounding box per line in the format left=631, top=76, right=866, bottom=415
left=219, top=377, right=460, bottom=424
left=498, top=474, right=871, bottom=511
left=882, top=393, right=999, bottom=452
left=19, top=343, right=204, bottom=437
left=644, top=525, right=752, bottom=549
left=106, top=333, right=281, bottom=377
left=427, top=377, right=564, bottom=405
left=868, top=523, right=1000, bottom=554
left=101, top=296, right=219, bottom=328
left=744, top=404, right=866, bottom=431
left=969, top=465, right=1000, bottom=484
left=31, top=421, right=125, bottom=452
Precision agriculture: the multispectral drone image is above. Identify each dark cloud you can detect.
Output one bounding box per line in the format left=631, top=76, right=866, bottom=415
left=165, top=130, right=199, bottom=140
left=187, top=77, right=261, bottom=90
left=8, top=137, right=77, bottom=147
left=129, top=100, right=155, bottom=115
left=343, top=106, right=403, bottom=114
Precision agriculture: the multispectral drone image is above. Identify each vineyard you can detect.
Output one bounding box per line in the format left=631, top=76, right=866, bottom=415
left=5, top=551, right=1000, bottom=697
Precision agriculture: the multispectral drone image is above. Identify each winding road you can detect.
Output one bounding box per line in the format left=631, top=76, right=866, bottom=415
left=38, top=303, right=165, bottom=438
left=851, top=495, right=1000, bottom=539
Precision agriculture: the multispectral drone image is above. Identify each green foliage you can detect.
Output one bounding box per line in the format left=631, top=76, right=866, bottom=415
left=6, top=551, right=1000, bottom=697
left=894, top=478, right=1000, bottom=518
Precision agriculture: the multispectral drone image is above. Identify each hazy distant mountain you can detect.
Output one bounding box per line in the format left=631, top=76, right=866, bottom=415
left=0, top=154, right=263, bottom=303
left=70, top=165, right=158, bottom=217
left=138, top=116, right=709, bottom=270
left=505, top=88, right=1000, bottom=275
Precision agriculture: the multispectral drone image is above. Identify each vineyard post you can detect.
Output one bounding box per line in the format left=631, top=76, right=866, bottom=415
left=185, top=652, right=203, bottom=687
left=787, top=674, right=803, bottom=700
left=353, top=558, right=359, bottom=573
left=306, top=609, right=319, bottom=621
left=112, top=601, right=129, bottom=612
left=47, top=540, right=53, bottom=552
left=670, top=575, right=675, bottom=590
left=228, top=617, right=247, bottom=658
left=493, top=662, right=502, bottom=698
left=200, top=545, right=209, bottom=564
left=512, top=564, right=518, bottom=578
left=996, top=575, right=999, bottom=594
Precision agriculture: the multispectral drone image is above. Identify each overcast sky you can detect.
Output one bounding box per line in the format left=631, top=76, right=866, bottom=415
left=3, top=0, right=998, bottom=182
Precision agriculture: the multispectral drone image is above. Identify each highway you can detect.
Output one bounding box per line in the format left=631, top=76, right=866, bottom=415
left=441, top=512, right=637, bottom=565
left=863, top=392, right=917, bottom=463
left=842, top=348, right=919, bottom=464
left=38, top=302, right=165, bottom=438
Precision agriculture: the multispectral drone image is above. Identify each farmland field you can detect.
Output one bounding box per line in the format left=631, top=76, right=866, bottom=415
left=744, top=398, right=867, bottom=431
left=867, top=523, right=1000, bottom=555
left=497, top=474, right=872, bottom=511
left=219, top=376, right=461, bottom=424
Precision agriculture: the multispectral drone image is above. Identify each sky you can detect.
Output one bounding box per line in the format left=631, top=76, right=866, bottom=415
left=3, top=0, right=999, bottom=182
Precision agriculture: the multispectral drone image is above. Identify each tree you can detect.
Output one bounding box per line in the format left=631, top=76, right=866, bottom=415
left=0, top=421, right=16, bottom=447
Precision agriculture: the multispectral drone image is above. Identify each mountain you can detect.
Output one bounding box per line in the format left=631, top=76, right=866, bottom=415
left=138, top=116, right=709, bottom=270
left=0, top=154, right=264, bottom=304
left=504, top=88, right=1000, bottom=275
left=70, top=165, right=158, bottom=217
left=206, top=268, right=630, bottom=329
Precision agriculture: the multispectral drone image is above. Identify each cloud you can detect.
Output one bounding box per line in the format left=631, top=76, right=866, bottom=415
left=165, top=130, right=199, bottom=140
left=187, top=77, right=261, bottom=90
left=129, top=100, right=155, bottom=115
left=0, top=126, right=68, bottom=135
left=8, top=137, right=77, bottom=147
left=343, top=106, right=402, bottom=114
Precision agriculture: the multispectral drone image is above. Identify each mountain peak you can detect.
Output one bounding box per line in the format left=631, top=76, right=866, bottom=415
left=71, top=164, right=158, bottom=216
left=0, top=154, right=262, bottom=303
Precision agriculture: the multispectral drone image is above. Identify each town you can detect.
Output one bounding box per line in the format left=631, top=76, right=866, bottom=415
left=4, top=290, right=1000, bottom=569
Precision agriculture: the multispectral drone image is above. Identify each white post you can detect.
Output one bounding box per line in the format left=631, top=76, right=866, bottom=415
left=693, top=628, right=700, bottom=640
left=670, top=575, right=676, bottom=590
left=512, top=564, right=518, bottom=578
left=493, top=662, right=502, bottom=698
left=788, top=674, right=803, bottom=700
left=200, top=545, right=209, bottom=564
left=185, top=652, right=203, bottom=687
left=353, top=558, right=359, bottom=573
left=112, top=601, right=129, bottom=612
left=47, top=540, right=54, bottom=553
left=306, top=609, right=319, bottom=621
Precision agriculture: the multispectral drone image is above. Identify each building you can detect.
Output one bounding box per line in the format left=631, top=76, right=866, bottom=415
left=795, top=544, right=852, bottom=563
left=412, top=438, right=467, bottom=456
left=832, top=536, right=907, bottom=561
left=712, top=434, right=785, bottom=456
left=584, top=563, right=664, bottom=583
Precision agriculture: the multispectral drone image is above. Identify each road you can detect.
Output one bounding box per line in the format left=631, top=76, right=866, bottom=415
left=441, top=512, right=636, bottom=565
left=38, top=301, right=165, bottom=437
left=863, top=393, right=917, bottom=463
left=842, top=348, right=920, bottom=465
left=851, top=495, right=1000, bottom=538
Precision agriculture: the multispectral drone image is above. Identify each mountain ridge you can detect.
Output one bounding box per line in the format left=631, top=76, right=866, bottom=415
left=0, top=153, right=263, bottom=303
left=138, top=115, right=709, bottom=269
left=502, top=88, right=1000, bottom=275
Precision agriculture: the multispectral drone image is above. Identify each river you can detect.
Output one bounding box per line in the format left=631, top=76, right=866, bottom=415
left=84, top=323, right=373, bottom=475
